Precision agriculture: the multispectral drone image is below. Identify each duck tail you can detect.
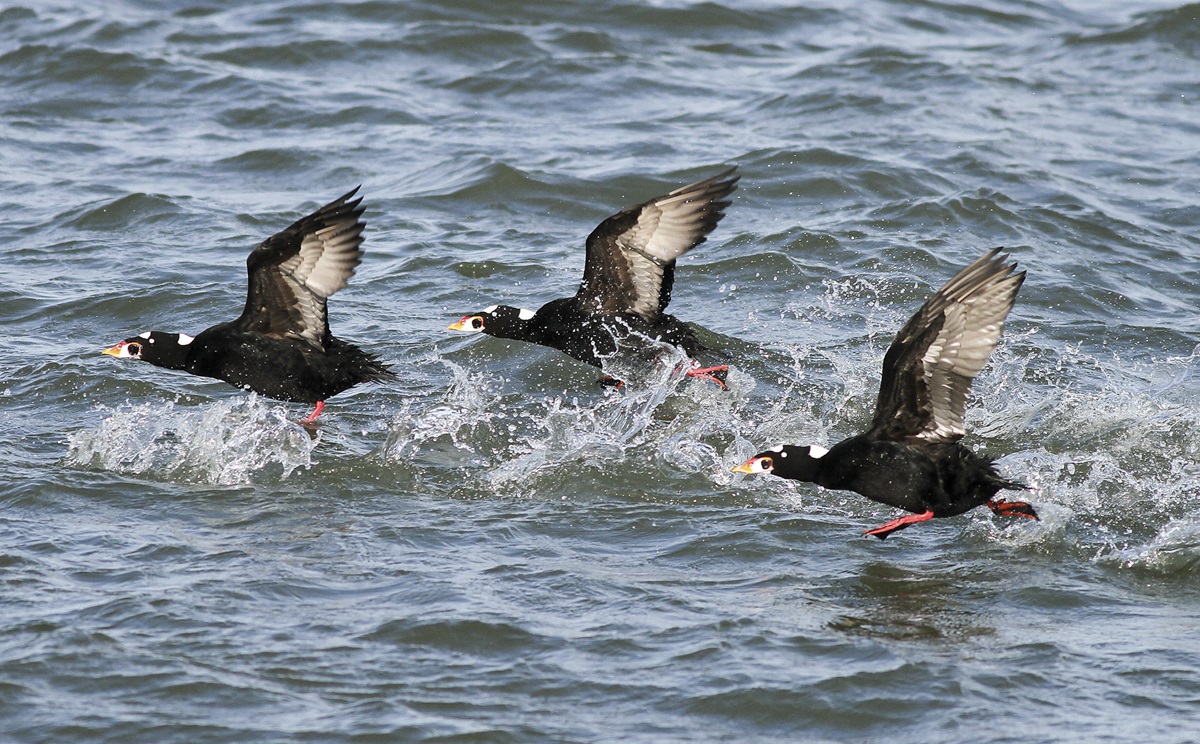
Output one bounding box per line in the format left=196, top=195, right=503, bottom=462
left=352, top=348, right=397, bottom=383
left=982, top=462, right=1039, bottom=521
left=992, top=474, right=1029, bottom=492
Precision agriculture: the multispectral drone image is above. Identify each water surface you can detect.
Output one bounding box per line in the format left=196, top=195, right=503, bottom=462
left=3, top=0, right=1200, bottom=741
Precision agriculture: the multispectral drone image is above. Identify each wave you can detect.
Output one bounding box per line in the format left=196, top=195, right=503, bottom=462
left=1068, top=3, right=1200, bottom=56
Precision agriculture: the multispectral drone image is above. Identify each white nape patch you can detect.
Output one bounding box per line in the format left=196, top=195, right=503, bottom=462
left=483, top=305, right=499, bottom=313
left=177, top=333, right=194, bottom=346
left=138, top=332, right=151, bottom=339
left=807, top=445, right=829, bottom=459
left=518, top=308, right=536, bottom=320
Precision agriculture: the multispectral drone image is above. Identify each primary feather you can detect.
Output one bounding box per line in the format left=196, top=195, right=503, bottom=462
left=574, top=167, right=738, bottom=318
left=871, top=248, right=1025, bottom=443
left=238, top=187, right=366, bottom=350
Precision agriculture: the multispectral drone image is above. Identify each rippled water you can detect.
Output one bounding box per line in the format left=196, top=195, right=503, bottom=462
left=3, top=0, right=1200, bottom=740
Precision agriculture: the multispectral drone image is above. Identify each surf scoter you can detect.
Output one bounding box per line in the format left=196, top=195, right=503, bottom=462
left=103, top=187, right=394, bottom=424
left=733, top=249, right=1039, bottom=539
left=449, top=167, right=738, bottom=388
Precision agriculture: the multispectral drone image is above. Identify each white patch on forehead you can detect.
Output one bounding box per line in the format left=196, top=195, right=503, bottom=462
left=808, top=445, right=829, bottom=459
left=518, top=308, right=536, bottom=320
left=483, top=305, right=499, bottom=313
left=177, top=333, right=194, bottom=345
left=138, top=332, right=151, bottom=339
left=770, top=444, right=784, bottom=453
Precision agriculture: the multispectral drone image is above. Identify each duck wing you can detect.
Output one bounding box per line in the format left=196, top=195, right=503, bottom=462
left=870, top=248, right=1025, bottom=443
left=573, top=167, right=737, bottom=319
left=234, top=187, right=365, bottom=351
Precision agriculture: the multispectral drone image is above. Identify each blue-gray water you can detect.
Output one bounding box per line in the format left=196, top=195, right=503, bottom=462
left=3, top=1, right=1200, bottom=741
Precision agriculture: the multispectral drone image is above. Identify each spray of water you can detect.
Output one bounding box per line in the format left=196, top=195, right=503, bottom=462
left=962, top=339, right=1200, bottom=570
left=65, top=396, right=317, bottom=485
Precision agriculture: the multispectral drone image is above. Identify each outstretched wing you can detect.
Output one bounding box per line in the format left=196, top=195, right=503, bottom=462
left=235, top=187, right=365, bottom=350
left=870, top=248, right=1025, bottom=443
left=573, top=167, right=738, bottom=319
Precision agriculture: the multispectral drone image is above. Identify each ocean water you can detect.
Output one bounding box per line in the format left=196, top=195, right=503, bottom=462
left=3, top=0, right=1200, bottom=741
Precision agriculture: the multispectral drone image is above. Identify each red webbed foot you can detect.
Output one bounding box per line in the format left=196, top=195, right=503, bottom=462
left=686, top=364, right=729, bottom=389
left=987, top=498, right=1039, bottom=521
left=863, top=510, right=935, bottom=540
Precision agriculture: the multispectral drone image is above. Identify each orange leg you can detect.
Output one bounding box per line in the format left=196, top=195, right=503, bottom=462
left=299, top=400, right=325, bottom=425
left=686, top=364, right=729, bottom=389
left=863, top=510, right=935, bottom=540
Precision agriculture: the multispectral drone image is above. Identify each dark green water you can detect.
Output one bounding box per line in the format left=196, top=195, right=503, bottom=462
left=3, top=1, right=1200, bottom=741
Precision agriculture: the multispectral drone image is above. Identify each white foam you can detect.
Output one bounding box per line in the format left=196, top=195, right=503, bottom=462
left=380, top=359, right=502, bottom=465
left=66, top=396, right=317, bottom=485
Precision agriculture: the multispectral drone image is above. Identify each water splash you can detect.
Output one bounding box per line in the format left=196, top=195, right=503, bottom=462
left=484, top=341, right=728, bottom=492
left=1104, top=518, right=1200, bottom=575
left=65, top=396, right=317, bottom=485
left=967, top=343, right=1200, bottom=559
left=380, top=342, right=754, bottom=497
left=379, top=359, right=508, bottom=468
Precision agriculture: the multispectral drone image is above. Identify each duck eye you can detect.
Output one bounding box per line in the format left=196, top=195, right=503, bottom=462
left=471, top=317, right=484, bottom=330
left=128, top=343, right=142, bottom=355
left=760, top=457, right=773, bottom=470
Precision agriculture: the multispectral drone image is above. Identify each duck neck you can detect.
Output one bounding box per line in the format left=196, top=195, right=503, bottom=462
left=142, top=333, right=193, bottom=371
left=772, top=446, right=823, bottom=484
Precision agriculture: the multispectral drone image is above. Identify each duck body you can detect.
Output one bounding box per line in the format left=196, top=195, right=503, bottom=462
left=480, top=298, right=705, bottom=369
left=450, top=168, right=738, bottom=387
left=104, top=188, right=393, bottom=422
left=734, top=249, right=1039, bottom=539
left=787, top=436, right=1028, bottom=520
left=178, top=324, right=391, bottom=404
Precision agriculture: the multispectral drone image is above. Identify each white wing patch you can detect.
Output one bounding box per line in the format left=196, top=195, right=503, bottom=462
left=293, top=224, right=360, bottom=298
left=914, top=256, right=1023, bottom=443
left=270, top=211, right=364, bottom=349
left=578, top=168, right=736, bottom=319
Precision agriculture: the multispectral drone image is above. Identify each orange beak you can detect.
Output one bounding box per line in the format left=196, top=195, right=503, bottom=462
left=102, top=342, right=126, bottom=357
left=732, top=456, right=772, bottom=474
left=448, top=315, right=481, bottom=332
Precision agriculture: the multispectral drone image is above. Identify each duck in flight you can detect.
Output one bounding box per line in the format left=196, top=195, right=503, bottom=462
left=103, top=188, right=394, bottom=424
left=734, top=249, right=1039, bottom=539
left=449, top=167, right=738, bottom=388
